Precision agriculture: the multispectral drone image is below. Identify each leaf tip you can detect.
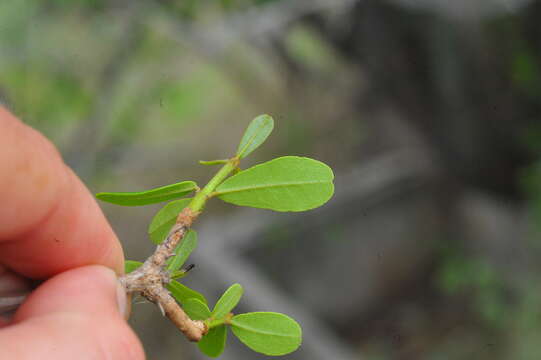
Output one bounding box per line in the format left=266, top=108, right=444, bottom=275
left=95, top=192, right=108, bottom=200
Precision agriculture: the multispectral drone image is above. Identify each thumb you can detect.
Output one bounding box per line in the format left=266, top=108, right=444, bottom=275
left=0, top=265, right=144, bottom=360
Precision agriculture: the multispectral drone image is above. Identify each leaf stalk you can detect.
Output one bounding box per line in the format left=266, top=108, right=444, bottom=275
left=189, top=157, right=239, bottom=212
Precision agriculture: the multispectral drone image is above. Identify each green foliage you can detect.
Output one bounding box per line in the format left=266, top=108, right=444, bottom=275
left=230, top=312, right=302, bottom=356
left=198, top=325, right=227, bottom=358
left=96, top=115, right=333, bottom=357
left=125, top=260, right=143, bottom=273
left=512, top=51, right=541, bottom=96
left=236, top=114, right=274, bottom=159
left=96, top=181, right=197, bottom=206
left=212, top=283, right=243, bottom=319
left=148, top=198, right=192, bottom=244
left=188, top=284, right=241, bottom=358
left=183, top=298, right=211, bottom=320
left=1, top=65, right=93, bottom=142
left=167, top=280, right=207, bottom=305
left=438, top=251, right=507, bottom=328
left=215, top=156, right=334, bottom=211
left=189, top=284, right=302, bottom=357
left=285, top=25, right=340, bottom=74
left=166, top=230, right=197, bottom=272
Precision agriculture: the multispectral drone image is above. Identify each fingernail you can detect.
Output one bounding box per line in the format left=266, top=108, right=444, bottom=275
left=116, top=280, right=128, bottom=318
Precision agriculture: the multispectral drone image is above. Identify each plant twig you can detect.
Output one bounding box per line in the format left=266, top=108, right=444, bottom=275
left=119, top=207, right=206, bottom=341
left=119, top=158, right=239, bottom=342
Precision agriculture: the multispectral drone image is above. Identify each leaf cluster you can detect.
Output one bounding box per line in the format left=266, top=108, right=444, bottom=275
left=97, top=115, right=334, bottom=357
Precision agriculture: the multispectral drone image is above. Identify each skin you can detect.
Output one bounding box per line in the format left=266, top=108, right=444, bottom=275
left=0, top=107, right=145, bottom=359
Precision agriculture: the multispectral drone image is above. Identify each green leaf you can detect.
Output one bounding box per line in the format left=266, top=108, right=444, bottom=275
left=230, top=312, right=302, bottom=356
left=167, top=280, right=207, bottom=305
left=215, top=156, right=334, bottom=212
left=236, top=114, right=274, bottom=159
left=212, top=283, right=243, bottom=319
left=148, top=198, right=192, bottom=244
left=96, top=181, right=197, bottom=206
left=166, top=230, right=197, bottom=272
left=125, top=260, right=143, bottom=273
left=183, top=298, right=211, bottom=320
left=199, top=159, right=228, bottom=165
left=198, top=325, right=227, bottom=358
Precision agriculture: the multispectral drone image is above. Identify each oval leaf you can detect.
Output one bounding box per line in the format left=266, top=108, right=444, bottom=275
left=215, top=156, right=334, bottom=212
left=183, top=298, right=211, bottom=320
left=167, top=280, right=207, bottom=305
left=125, top=260, right=143, bottom=273
left=231, top=312, right=302, bottom=356
left=198, top=325, right=227, bottom=358
left=212, top=283, right=243, bottom=319
left=166, top=230, right=198, bottom=272
left=96, top=181, right=197, bottom=206
left=148, top=198, right=192, bottom=244
left=236, top=114, right=274, bottom=159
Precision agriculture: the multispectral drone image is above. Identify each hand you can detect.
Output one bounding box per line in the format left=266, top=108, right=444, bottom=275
left=0, top=107, right=144, bottom=359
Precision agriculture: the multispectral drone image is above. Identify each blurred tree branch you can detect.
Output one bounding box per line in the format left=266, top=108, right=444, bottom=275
left=64, top=3, right=149, bottom=179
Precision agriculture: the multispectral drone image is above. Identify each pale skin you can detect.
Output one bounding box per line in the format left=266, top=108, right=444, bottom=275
left=0, top=107, right=145, bottom=359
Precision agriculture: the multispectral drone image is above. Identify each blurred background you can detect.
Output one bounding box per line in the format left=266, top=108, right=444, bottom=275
left=2, top=0, right=541, bottom=359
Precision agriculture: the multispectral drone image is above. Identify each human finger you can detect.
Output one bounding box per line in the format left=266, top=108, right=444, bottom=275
left=0, top=265, right=144, bottom=359
left=0, top=107, right=124, bottom=278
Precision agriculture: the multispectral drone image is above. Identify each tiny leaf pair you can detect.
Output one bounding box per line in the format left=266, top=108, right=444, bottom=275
left=96, top=181, right=197, bottom=206
left=199, top=312, right=302, bottom=357
left=191, top=284, right=243, bottom=357
left=182, top=297, right=229, bottom=357
left=189, top=284, right=301, bottom=357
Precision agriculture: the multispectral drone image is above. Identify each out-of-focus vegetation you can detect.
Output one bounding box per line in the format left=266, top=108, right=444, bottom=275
left=2, top=1, right=541, bottom=359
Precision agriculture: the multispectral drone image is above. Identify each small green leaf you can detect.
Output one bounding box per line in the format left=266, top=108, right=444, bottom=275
left=166, top=230, right=197, bottom=272
left=236, top=114, right=274, bottom=159
left=231, top=312, right=302, bottom=356
left=125, top=260, right=143, bottom=273
left=167, top=280, right=207, bottom=305
left=212, top=283, right=243, bottom=319
left=183, top=298, right=211, bottom=320
left=198, top=325, right=227, bottom=358
left=96, top=181, right=197, bottom=206
left=148, top=198, right=192, bottom=244
left=199, top=159, right=229, bottom=165
left=215, top=156, right=334, bottom=212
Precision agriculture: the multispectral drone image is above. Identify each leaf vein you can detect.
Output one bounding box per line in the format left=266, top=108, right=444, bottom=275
left=215, top=180, right=330, bottom=196
left=232, top=323, right=299, bottom=338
